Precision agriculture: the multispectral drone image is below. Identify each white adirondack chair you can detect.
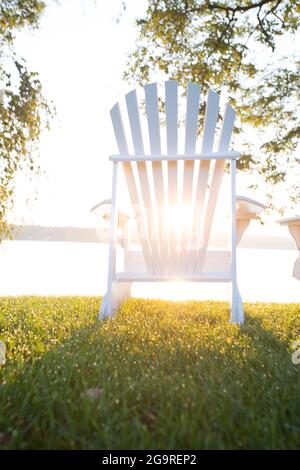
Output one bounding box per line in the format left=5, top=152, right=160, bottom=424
left=277, top=216, right=300, bottom=280
left=96, top=81, right=265, bottom=324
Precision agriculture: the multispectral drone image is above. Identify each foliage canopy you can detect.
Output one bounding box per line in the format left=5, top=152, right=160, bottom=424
left=125, top=0, right=300, bottom=208
left=0, top=0, right=51, bottom=236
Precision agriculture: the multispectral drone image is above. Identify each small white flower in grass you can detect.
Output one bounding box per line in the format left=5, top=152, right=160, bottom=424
left=85, top=387, right=103, bottom=399
left=0, top=341, right=6, bottom=365
left=291, top=340, right=300, bottom=365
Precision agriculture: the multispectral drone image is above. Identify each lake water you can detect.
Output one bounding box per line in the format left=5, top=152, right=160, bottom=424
left=0, top=240, right=299, bottom=303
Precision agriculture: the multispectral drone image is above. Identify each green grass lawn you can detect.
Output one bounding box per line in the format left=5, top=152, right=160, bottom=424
left=0, top=296, right=300, bottom=449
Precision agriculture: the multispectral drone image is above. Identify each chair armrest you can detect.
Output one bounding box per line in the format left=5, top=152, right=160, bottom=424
left=90, top=199, right=132, bottom=247
left=90, top=199, right=132, bottom=224
left=236, top=196, right=266, bottom=220
left=277, top=216, right=300, bottom=251
left=236, top=196, right=266, bottom=244
left=277, top=216, right=300, bottom=227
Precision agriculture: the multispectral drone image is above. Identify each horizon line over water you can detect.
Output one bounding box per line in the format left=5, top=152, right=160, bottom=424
left=0, top=240, right=299, bottom=303
left=5, top=224, right=297, bottom=250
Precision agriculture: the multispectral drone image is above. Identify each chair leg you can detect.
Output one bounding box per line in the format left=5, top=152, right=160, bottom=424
left=99, top=293, right=108, bottom=320
left=237, top=285, right=244, bottom=324
left=98, top=282, right=131, bottom=320
left=230, top=282, right=239, bottom=323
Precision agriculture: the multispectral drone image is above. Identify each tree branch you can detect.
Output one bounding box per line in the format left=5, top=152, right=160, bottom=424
left=187, top=0, right=281, bottom=15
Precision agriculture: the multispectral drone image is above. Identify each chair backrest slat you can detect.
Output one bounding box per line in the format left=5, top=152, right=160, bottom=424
left=125, top=90, right=162, bottom=273
left=183, top=83, right=201, bottom=206
left=136, top=161, right=162, bottom=274
left=145, top=83, right=162, bottom=155
left=189, top=90, right=220, bottom=272
left=165, top=80, right=178, bottom=273
left=183, top=82, right=201, bottom=214
left=179, top=83, right=201, bottom=271
left=110, top=103, right=129, bottom=155
left=145, top=83, right=169, bottom=272
left=165, top=80, right=178, bottom=154
left=201, top=90, right=220, bottom=153
left=218, top=103, right=236, bottom=152
left=184, top=82, right=201, bottom=155
left=125, top=90, right=145, bottom=154
left=110, top=103, right=154, bottom=272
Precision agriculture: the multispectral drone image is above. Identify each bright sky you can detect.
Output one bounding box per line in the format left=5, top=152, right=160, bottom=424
left=9, top=0, right=298, bottom=238
left=12, top=0, right=147, bottom=227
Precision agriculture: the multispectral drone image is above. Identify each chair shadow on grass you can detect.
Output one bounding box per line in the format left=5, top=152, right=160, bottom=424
left=1, top=298, right=300, bottom=449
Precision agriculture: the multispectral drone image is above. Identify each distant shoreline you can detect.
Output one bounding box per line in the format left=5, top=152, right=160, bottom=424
left=4, top=225, right=296, bottom=250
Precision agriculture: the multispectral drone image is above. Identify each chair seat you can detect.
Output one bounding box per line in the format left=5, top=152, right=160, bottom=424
left=115, top=272, right=231, bottom=282
left=117, top=249, right=231, bottom=282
